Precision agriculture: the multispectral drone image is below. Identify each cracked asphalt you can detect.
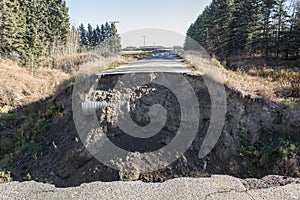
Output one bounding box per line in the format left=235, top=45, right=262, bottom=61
left=0, top=176, right=299, bottom=200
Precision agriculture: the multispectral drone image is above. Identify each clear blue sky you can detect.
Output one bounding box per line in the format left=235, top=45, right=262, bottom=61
left=65, top=0, right=212, bottom=47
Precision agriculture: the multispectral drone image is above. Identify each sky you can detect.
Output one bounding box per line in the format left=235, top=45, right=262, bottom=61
left=65, top=0, right=212, bottom=47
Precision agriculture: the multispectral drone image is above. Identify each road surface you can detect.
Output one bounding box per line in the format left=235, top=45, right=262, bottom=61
left=0, top=176, right=299, bottom=200
left=100, top=52, right=193, bottom=75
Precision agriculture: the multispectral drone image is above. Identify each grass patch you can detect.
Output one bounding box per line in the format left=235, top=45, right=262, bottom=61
left=239, top=129, right=300, bottom=177
left=0, top=104, right=65, bottom=170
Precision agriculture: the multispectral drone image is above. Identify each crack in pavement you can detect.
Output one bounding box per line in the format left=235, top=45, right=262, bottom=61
left=204, top=188, right=256, bottom=200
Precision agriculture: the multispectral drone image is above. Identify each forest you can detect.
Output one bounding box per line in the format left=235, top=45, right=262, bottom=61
left=78, top=22, right=121, bottom=53
left=185, top=0, right=300, bottom=63
left=0, top=0, right=121, bottom=68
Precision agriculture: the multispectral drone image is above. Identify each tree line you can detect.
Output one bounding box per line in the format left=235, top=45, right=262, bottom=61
left=0, top=0, right=70, bottom=65
left=78, top=22, right=121, bottom=53
left=185, top=0, right=300, bottom=61
left=0, top=0, right=122, bottom=68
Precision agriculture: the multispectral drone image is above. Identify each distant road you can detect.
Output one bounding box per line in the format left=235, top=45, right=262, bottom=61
left=101, top=52, right=193, bottom=75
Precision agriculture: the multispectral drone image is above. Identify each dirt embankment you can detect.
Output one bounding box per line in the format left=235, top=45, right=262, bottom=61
left=0, top=53, right=300, bottom=187
left=1, top=69, right=299, bottom=187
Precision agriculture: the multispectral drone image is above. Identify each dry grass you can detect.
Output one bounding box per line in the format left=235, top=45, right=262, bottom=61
left=182, top=51, right=300, bottom=103
left=219, top=60, right=300, bottom=102
left=0, top=53, right=134, bottom=113
left=0, top=59, right=71, bottom=113
left=39, top=53, right=90, bottom=72
left=247, top=68, right=300, bottom=98
left=78, top=55, right=128, bottom=76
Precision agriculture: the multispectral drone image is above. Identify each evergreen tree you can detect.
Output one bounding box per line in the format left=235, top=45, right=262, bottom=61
left=0, top=0, right=26, bottom=59
left=86, top=23, right=94, bottom=48
left=272, top=0, right=289, bottom=59
left=47, top=0, right=70, bottom=53
left=253, top=0, right=276, bottom=59
left=92, top=29, right=98, bottom=47
left=100, top=24, right=106, bottom=43
left=78, top=23, right=88, bottom=48
left=104, top=22, right=111, bottom=41
left=185, top=0, right=300, bottom=61
left=246, top=0, right=262, bottom=55
left=22, top=0, right=43, bottom=64
left=95, top=25, right=102, bottom=46
left=226, top=0, right=253, bottom=57
left=0, top=0, right=70, bottom=65
left=285, top=0, right=300, bottom=58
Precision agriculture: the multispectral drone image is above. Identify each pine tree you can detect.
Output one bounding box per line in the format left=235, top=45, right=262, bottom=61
left=86, top=23, right=94, bottom=48
left=185, top=0, right=299, bottom=62
left=226, top=0, right=253, bottom=57
left=246, top=0, right=262, bottom=55
left=47, top=0, right=70, bottom=54
left=100, top=24, right=106, bottom=43
left=212, top=0, right=233, bottom=58
left=95, top=25, right=102, bottom=46
left=0, top=0, right=70, bottom=65
left=59, top=0, right=70, bottom=46
left=92, top=29, right=98, bottom=47
left=78, top=23, right=88, bottom=48
left=22, top=0, right=44, bottom=64
left=285, top=0, right=300, bottom=59
left=0, top=0, right=26, bottom=59
left=272, top=0, right=289, bottom=59
left=257, top=0, right=276, bottom=59
left=104, top=22, right=111, bottom=40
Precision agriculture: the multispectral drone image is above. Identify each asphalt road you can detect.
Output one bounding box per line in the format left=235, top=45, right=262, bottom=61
left=0, top=176, right=299, bottom=200
left=99, top=52, right=193, bottom=75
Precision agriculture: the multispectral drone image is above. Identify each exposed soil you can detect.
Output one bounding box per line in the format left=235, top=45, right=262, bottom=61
left=1, top=69, right=299, bottom=187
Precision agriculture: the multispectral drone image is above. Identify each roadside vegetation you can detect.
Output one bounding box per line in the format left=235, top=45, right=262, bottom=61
left=0, top=0, right=127, bottom=184
left=185, top=0, right=300, bottom=62
left=182, top=51, right=300, bottom=179
left=182, top=0, right=300, bottom=177
left=185, top=0, right=300, bottom=103
left=0, top=53, right=128, bottom=184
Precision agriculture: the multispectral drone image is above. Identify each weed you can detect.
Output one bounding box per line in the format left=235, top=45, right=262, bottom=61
left=239, top=129, right=300, bottom=177
left=20, top=104, right=64, bottom=138
left=226, top=112, right=234, bottom=122
left=0, top=137, right=15, bottom=155
left=273, top=114, right=283, bottom=125
left=279, top=103, right=289, bottom=110
left=0, top=153, right=13, bottom=167
left=279, top=136, right=299, bottom=158
left=238, top=129, right=274, bottom=176
left=0, top=170, right=12, bottom=183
